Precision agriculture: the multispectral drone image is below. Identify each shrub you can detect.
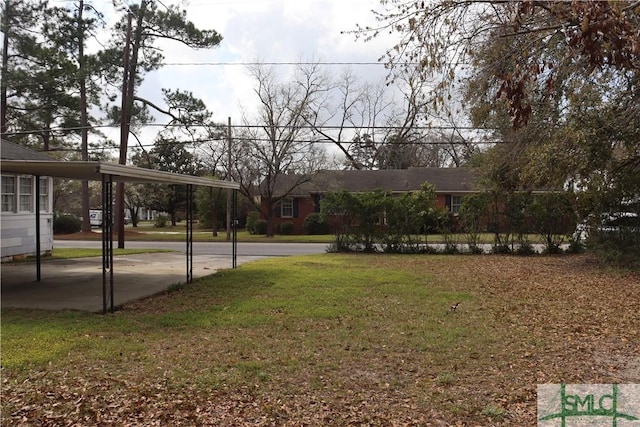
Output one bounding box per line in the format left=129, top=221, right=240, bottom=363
left=565, top=238, right=585, bottom=254
left=53, top=214, right=82, bottom=234
left=541, top=243, right=563, bottom=255
left=278, top=222, right=295, bottom=235
left=529, top=192, right=573, bottom=253
left=491, top=244, right=512, bottom=254
left=246, top=211, right=260, bottom=234
left=441, top=243, right=459, bottom=255
left=441, top=234, right=460, bottom=254
left=254, top=220, right=268, bottom=235
left=588, top=231, right=640, bottom=269
left=460, top=193, right=489, bottom=250
left=467, top=244, right=484, bottom=255
left=154, top=215, right=169, bottom=228
left=515, top=241, right=536, bottom=255
left=303, top=213, right=329, bottom=235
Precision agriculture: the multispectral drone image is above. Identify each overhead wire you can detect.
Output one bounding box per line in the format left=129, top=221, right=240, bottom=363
left=3, top=123, right=500, bottom=134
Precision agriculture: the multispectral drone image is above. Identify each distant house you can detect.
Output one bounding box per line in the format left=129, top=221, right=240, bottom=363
left=1, top=139, right=55, bottom=260
left=260, top=168, right=480, bottom=234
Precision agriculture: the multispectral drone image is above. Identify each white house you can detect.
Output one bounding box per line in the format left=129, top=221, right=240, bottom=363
left=1, top=139, right=55, bottom=261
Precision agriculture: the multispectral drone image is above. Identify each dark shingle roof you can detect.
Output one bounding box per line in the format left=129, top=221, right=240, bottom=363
left=273, top=168, right=480, bottom=196
left=1, top=139, right=57, bottom=161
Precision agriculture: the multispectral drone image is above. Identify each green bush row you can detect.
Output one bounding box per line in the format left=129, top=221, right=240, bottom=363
left=320, top=188, right=579, bottom=254
left=246, top=212, right=329, bottom=235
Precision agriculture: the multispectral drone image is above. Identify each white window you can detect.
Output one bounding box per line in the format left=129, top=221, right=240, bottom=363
left=451, top=195, right=463, bottom=214
left=1, top=176, right=15, bottom=212
left=39, top=177, right=49, bottom=211
left=280, top=198, right=294, bottom=218
left=19, top=176, right=33, bottom=212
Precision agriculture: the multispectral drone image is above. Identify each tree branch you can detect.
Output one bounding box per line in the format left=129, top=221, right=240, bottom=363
left=133, top=95, right=179, bottom=121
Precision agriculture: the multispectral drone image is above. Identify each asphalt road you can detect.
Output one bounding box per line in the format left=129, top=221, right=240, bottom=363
left=53, top=240, right=330, bottom=257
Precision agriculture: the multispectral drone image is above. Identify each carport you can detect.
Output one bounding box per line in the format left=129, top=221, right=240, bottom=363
left=0, top=159, right=240, bottom=313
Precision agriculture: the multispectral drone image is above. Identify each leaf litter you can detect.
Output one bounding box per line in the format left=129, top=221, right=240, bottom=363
left=2, top=254, right=638, bottom=425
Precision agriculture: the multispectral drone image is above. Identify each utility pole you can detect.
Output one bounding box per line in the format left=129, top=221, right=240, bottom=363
left=226, top=116, right=232, bottom=241
left=116, top=11, right=132, bottom=249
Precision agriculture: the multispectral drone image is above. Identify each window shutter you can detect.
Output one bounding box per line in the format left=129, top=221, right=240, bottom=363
left=445, top=195, right=452, bottom=211
left=313, top=195, right=321, bottom=213
left=293, top=198, right=299, bottom=218
left=274, top=203, right=281, bottom=218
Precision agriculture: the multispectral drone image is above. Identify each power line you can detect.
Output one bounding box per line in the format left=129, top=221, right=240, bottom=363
left=6, top=136, right=506, bottom=149
left=3, top=123, right=500, bottom=135
left=161, top=61, right=388, bottom=66
left=7, top=123, right=499, bottom=135
left=159, top=61, right=474, bottom=67
left=166, top=138, right=507, bottom=146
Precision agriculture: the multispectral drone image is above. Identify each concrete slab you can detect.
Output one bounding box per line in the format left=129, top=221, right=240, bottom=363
left=1, top=253, right=261, bottom=312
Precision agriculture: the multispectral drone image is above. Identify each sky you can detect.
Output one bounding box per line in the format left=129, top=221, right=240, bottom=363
left=106, top=0, right=398, bottom=128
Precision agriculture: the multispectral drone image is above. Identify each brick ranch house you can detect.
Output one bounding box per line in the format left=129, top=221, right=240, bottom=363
left=260, top=167, right=480, bottom=234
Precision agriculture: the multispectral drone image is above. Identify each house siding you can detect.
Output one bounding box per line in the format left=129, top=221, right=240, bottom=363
left=1, top=213, right=54, bottom=260
left=1, top=173, right=54, bottom=260
left=1, top=139, right=57, bottom=260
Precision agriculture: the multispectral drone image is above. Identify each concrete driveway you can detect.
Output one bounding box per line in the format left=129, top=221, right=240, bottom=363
left=1, top=253, right=262, bottom=313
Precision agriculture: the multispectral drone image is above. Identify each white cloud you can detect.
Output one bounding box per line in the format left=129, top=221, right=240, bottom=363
left=94, top=0, right=397, bottom=146
left=148, top=1, right=392, bottom=117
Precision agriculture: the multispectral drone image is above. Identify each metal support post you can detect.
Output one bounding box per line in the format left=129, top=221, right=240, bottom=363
left=232, top=188, right=238, bottom=268
left=186, top=184, right=193, bottom=283
left=35, top=175, right=41, bottom=281
left=102, top=175, right=114, bottom=313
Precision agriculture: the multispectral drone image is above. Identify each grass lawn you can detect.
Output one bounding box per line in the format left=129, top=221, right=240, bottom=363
left=54, top=225, right=553, bottom=246
left=54, top=228, right=336, bottom=243
left=2, top=254, right=638, bottom=425
left=45, top=248, right=176, bottom=260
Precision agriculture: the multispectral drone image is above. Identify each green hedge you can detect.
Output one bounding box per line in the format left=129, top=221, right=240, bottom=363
left=53, top=214, right=82, bottom=234
left=278, top=222, right=295, bottom=235
left=254, top=220, right=268, bottom=235
left=303, top=213, right=329, bottom=235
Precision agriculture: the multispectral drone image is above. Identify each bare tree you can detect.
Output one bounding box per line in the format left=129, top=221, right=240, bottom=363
left=357, top=0, right=640, bottom=128
left=304, top=68, right=396, bottom=169
left=315, top=68, right=445, bottom=170
left=233, top=62, right=330, bottom=236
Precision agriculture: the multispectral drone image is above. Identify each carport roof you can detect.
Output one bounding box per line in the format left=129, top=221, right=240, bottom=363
left=1, top=138, right=238, bottom=188
left=1, top=159, right=239, bottom=189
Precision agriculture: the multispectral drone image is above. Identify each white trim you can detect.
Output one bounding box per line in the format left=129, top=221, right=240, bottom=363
left=1, top=174, right=53, bottom=214
left=1, top=175, right=16, bottom=212
left=280, top=198, right=294, bottom=218
left=18, top=176, right=33, bottom=212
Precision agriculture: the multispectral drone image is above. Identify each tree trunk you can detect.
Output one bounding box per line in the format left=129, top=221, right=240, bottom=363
left=266, top=214, right=275, bottom=237
left=211, top=194, right=218, bottom=237
left=129, top=206, right=139, bottom=227
left=117, top=4, right=145, bottom=248
left=78, top=0, right=91, bottom=232
left=0, top=0, right=10, bottom=135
